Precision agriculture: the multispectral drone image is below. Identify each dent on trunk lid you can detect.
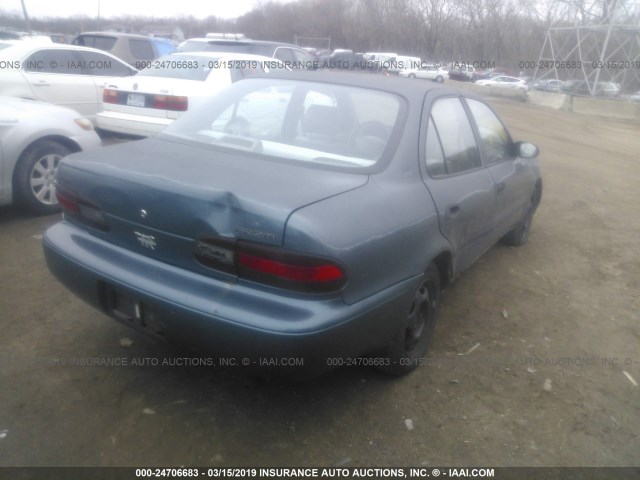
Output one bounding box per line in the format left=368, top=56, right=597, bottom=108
left=56, top=137, right=368, bottom=245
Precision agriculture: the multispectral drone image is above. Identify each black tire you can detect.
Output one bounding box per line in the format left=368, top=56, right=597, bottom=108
left=502, top=195, right=536, bottom=246
left=435, top=75, right=444, bottom=83
left=14, top=140, right=70, bottom=215
left=408, top=73, right=416, bottom=79
left=378, top=263, right=441, bottom=376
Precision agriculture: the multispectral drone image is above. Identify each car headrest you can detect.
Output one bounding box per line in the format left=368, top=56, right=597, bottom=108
left=302, top=105, right=347, bottom=137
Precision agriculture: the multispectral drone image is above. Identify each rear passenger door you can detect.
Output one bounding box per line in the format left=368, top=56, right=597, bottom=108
left=21, top=49, right=96, bottom=116
left=73, top=50, right=136, bottom=107
left=464, top=98, right=531, bottom=236
left=421, top=96, right=496, bottom=273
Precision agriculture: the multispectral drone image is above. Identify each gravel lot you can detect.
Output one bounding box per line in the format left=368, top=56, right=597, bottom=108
left=0, top=93, right=638, bottom=467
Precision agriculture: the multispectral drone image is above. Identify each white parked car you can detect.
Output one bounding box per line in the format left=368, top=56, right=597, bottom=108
left=0, top=43, right=137, bottom=119
left=0, top=97, right=101, bottom=214
left=399, top=64, right=447, bottom=82
left=96, top=52, right=287, bottom=137
left=387, top=55, right=421, bottom=73
left=626, top=91, right=640, bottom=102
left=475, top=75, right=529, bottom=91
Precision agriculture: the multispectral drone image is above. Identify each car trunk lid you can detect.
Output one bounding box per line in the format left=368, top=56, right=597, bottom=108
left=102, top=77, right=201, bottom=119
left=56, top=137, right=367, bottom=272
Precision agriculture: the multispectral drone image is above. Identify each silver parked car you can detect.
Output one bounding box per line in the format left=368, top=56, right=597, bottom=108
left=0, top=97, right=101, bottom=215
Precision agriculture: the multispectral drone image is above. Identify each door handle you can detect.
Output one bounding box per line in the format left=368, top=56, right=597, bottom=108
left=446, top=204, right=461, bottom=220
left=32, top=80, right=50, bottom=87
left=496, top=182, right=506, bottom=193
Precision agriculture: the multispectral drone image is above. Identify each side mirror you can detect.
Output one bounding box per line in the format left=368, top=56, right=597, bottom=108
left=514, top=141, right=539, bottom=159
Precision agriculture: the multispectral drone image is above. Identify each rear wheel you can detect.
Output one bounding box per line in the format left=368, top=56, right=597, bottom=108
left=14, top=140, right=70, bottom=215
left=408, top=73, right=416, bottom=79
left=379, top=263, right=441, bottom=376
left=435, top=75, right=444, bottom=83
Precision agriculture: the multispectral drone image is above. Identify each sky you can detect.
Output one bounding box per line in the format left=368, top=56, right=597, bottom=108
left=3, top=0, right=263, bottom=20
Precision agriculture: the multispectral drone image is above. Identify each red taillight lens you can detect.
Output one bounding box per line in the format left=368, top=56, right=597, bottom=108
left=152, top=95, right=188, bottom=111
left=103, top=88, right=119, bottom=104
left=194, top=237, right=346, bottom=293
left=56, top=189, right=80, bottom=214
left=151, top=95, right=167, bottom=110
left=168, top=95, right=188, bottom=111
left=238, top=253, right=343, bottom=283
left=56, top=189, right=109, bottom=231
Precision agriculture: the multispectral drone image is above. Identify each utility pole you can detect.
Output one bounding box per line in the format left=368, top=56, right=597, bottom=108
left=20, top=0, right=32, bottom=34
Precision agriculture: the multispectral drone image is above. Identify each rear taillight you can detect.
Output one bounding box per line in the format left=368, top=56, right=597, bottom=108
left=168, top=95, right=188, bottom=111
left=194, top=237, right=346, bottom=293
left=56, top=189, right=80, bottom=215
left=103, top=90, right=187, bottom=111
left=56, top=189, right=109, bottom=231
left=103, top=88, right=119, bottom=104
left=151, top=95, right=188, bottom=111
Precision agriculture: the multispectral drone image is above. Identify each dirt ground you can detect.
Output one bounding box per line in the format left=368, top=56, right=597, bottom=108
left=0, top=90, right=638, bottom=468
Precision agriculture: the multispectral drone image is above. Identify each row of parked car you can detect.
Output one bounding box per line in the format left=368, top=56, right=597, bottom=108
left=0, top=33, right=318, bottom=214
left=1, top=29, right=546, bottom=377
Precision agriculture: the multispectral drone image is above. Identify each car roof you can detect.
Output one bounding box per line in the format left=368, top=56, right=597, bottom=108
left=182, top=38, right=302, bottom=48
left=167, top=51, right=280, bottom=60
left=252, top=70, right=465, bottom=102
left=75, top=31, right=166, bottom=41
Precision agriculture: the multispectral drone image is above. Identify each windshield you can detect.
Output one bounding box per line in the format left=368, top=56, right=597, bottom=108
left=160, top=78, right=402, bottom=168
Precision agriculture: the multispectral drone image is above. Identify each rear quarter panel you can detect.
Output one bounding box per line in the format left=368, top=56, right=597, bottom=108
left=284, top=174, right=448, bottom=305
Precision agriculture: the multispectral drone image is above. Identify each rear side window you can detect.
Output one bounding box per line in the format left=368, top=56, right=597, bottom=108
left=129, top=39, right=154, bottom=60
left=73, top=35, right=117, bottom=51
left=430, top=98, right=481, bottom=175
left=425, top=116, right=446, bottom=177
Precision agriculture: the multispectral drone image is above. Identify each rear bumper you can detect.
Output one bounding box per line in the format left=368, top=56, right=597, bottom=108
left=43, top=222, right=419, bottom=374
left=96, top=110, right=173, bottom=137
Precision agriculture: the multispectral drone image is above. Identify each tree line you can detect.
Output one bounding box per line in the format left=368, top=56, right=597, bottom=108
left=1, top=0, right=637, bottom=72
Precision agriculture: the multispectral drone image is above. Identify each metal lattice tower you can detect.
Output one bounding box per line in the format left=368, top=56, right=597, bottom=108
left=534, top=0, right=640, bottom=95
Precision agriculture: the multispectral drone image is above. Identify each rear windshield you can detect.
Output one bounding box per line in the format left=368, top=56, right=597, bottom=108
left=137, top=54, right=220, bottom=81
left=161, top=78, right=402, bottom=169
left=179, top=40, right=273, bottom=57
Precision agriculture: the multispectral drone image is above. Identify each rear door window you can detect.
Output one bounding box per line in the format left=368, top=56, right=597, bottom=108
left=430, top=98, right=482, bottom=175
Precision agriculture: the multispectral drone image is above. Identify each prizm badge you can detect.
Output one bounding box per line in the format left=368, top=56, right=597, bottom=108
left=235, top=227, right=276, bottom=241
left=134, top=231, right=156, bottom=250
